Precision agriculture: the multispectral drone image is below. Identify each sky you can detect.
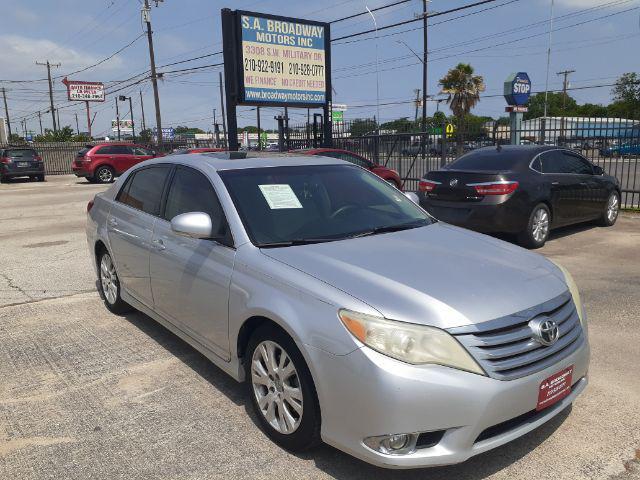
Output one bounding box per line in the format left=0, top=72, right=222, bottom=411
left=1, top=0, right=639, bottom=138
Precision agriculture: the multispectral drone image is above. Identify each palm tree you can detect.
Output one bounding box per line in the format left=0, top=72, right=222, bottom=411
left=439, top=63, right=486, bottom=154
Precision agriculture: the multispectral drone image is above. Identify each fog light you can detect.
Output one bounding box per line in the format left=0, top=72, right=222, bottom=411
left=363, top=432, right=419, bottom=455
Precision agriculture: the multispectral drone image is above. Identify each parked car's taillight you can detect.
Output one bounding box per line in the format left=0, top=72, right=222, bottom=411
left=87, top=199, right=94, bottom=213
left=0, top=156, right=10, bottom=164
left=35, top=155, right=43, bottom=162
left=418, top=180, right=441, bottom=192
left=471, top=181, right=519, bottom=195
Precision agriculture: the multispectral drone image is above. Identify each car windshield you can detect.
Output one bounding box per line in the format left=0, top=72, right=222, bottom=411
left=220, top=164, right=431, bottom=247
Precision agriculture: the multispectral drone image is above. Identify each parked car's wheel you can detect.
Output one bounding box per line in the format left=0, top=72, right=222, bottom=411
left=518, top=203, right=550, bottom=249
left=246, top=326, right=321, bottom=452
left=598, top=191, right=620, bottom=227
left=35, top=174, right=45, bottom=182
left=94, top=166, right=115, bottom=184
left=98, top=251, right=131, bottom=314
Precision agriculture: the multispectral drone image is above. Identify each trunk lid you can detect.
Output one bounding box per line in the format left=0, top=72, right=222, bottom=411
left=426, top=169, right=506, bottom=202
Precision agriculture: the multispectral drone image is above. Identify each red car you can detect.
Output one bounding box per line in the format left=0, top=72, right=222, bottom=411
left=72, top=144, right=161, bottom=183
left=295, top=148, right=402, bottom=189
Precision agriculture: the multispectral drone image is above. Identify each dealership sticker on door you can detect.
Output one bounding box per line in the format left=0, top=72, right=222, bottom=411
left=536, top=365, right=573, bottom=411
left=259, top=184, right=303, bottom=209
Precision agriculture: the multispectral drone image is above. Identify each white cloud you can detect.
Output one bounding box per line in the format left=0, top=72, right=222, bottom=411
left=0, top=35, right=124, bottom=80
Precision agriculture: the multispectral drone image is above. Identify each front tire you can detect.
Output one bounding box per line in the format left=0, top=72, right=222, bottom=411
left=98, top=251, right=131, bottom=314
left=598, top=191, right=620, bottom=226
left=518, top=203, right=551, bottom=249
left=94, top=166, right=115, bottom=184
left=246, top=326, right=321, bottom=452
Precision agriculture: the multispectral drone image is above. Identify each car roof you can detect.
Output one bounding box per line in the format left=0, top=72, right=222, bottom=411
left=145, top=152, right=345, bottom=171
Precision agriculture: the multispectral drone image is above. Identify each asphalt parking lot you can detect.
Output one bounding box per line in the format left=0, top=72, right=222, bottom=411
left=1, top=175, right=639, bottom=479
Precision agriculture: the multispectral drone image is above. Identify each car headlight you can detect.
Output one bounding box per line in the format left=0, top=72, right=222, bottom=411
left=550, top=261, right=586, bottom=329
left=338, top=310, right=485, bottom=375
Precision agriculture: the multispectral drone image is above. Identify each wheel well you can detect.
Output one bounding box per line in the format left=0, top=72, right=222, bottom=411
left=94, top=240, right=107, bottom=268
left=236, top=316, right=289, bottom=362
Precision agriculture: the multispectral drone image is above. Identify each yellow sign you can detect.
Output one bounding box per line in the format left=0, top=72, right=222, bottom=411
left=446, top=123, right=455, bottom=138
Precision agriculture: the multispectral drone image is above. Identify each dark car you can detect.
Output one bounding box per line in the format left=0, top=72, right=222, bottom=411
left=72, top=144, right=161, bottom=183
left=0, top=147, right=45, bottom=183
left=169, top=147, right=227, bottom=155
left=294, top=148, right=403, bottom=189
left=418, top=145, right=621, bottom=248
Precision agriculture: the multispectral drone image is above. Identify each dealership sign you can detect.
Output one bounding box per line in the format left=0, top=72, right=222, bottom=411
left=223, top=10, right=330, bottom=107
left=62, top=78, right=105, bottom=102
left=112, top=119, right=133, bottom=133
left=504, top=72, right=531, bottom=106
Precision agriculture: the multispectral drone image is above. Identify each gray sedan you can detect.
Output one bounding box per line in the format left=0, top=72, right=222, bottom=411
left=86, top=154, right=589, bottom=468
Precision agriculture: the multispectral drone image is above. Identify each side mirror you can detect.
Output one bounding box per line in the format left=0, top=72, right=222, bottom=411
left=170, top=212, right=215, bottom=239
left=404, top=192, right=419, bottom=203
left=593, top=165, right=603, bottom=175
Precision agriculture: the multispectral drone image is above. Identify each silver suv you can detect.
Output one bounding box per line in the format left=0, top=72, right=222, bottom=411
left=86, top=154, right=589, bottom=468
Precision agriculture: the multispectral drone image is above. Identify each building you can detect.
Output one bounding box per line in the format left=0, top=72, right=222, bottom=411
left=521, top=117, right=639, bottom=142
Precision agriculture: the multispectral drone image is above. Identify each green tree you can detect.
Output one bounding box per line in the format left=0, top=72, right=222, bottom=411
left=139, top=129, right=152, bottom=143
left=349, top=118, right=377, bottom=136
left=35, top=126, right=74, bottom=142
left=380, top=117, right=416, bottom=133
left=239, top=125, right=260, bottom=133
left=611, top=72, right=640, bottom=119
left=174, top=125, right=205, bottom=136
left=439, top=63, right=485, bottom=153
left=523, top=92, right=578, bottom=120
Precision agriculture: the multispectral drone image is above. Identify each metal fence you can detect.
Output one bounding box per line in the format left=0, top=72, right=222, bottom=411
left=0, top=138, right=219, bottom=176
left=287, top=117, right=640, bottom=208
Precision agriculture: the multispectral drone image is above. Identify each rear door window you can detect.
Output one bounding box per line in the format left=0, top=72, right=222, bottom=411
left=117, top=166, right=171, bottom=216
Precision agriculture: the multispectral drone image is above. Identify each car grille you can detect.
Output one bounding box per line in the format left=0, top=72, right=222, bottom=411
left=447, top=291, right=584, bottom=380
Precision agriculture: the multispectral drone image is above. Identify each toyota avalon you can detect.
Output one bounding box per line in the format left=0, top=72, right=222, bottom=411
left=86, top=153, right=589, bottom=468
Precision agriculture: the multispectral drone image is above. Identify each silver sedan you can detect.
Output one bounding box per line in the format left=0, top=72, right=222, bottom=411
left=86, top=154, right=589, bottom=468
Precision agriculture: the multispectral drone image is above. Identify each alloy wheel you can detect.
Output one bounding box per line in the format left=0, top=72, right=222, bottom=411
left=607, top=194, right=619, bottom=223
left=98, top=168, right=113, bottom=183
left=532, top=208, right=549, bottom=243
left=251, top=340, right=303, bottom=434
left=100, top=254, right=118, bottom=305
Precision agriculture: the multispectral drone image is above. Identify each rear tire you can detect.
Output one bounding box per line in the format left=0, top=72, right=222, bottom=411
left=245, top=325, right=321, bottom=452
left=94, top=166, right=115, bottom=184
left=98, top=251, right=131, bottom=314
left=598, top=191, right=619, bottom=227
left=518, top=203, right=551, bottom=249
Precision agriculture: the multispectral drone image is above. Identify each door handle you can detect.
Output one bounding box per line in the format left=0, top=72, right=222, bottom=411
left=151, top=238, right=166, bottom=250
left=579, top=182, right=588, bottom=186
left=108, top=218, right=118, bottom=227
left=551, top=181, right=560, bottom=186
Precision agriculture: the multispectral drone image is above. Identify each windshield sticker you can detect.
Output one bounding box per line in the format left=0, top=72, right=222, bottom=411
left=259, top=184, right=303, bottom=209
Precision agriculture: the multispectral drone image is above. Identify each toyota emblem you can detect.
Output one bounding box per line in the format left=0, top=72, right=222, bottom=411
left=449, top=178, right=459, bottom=187
left=529, top=317, right=559, bottom=346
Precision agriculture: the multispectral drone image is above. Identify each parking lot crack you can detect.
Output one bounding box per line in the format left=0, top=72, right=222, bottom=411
left=0, top=272, right=34, bottom=301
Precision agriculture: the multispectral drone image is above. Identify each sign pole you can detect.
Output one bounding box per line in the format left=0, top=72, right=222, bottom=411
left=85, top=102, right=92, bottom=138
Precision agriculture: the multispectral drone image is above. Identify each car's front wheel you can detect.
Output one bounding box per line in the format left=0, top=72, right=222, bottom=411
left=518, top=203, right=551, bottom=249
left=98, top=251, right=131, bottom=314
left=246, top=326, right=321, bottom=452
left=598, top=191, right=620, bottom=227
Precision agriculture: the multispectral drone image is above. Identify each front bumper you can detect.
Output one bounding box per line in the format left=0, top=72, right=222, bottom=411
left=308, top=335, right=589, bottom=469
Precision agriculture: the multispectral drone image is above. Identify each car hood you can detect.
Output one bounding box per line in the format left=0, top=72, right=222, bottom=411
left=261, top=223, right=567, bottom=329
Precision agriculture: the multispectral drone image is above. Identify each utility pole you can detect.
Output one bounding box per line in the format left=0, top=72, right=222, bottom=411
left=1, top=87, right=11, bottom=139
left=75, top=113, right=79, bottom=134
left=37, top=111, right=43, bottom=135
left=556, top=69, right=575, bottom=145
left=35, top=60, right=61, bottom=131
left=115, top=97, right=121, bottom=141
left=413, top=88, right=421, bottom=123
left=257, top=107, right=261, bottom=151
left=139, top=89, right=147, bottom=132
left=213, top=108, right=219, bottom=146
left=142, top=0, right=162, bottom=148
left=219, top=71, right=228, bottom=148
left=56, top=109, right=61, bottom=131
left=422, top=0, right=428, bottom=130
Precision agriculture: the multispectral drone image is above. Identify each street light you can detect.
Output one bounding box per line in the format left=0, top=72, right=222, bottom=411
left=118, top=95, right=136, bottom=142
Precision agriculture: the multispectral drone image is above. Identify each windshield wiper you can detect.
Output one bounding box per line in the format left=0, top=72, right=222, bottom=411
left=348, top=220, right=429, bottom=239
left=258, top=237, right=338, bottom=248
